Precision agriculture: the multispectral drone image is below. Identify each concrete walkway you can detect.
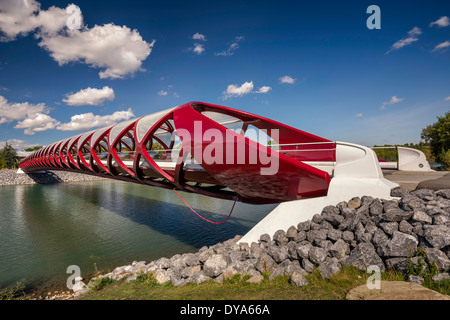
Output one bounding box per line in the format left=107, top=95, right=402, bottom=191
left=382, top=170, right=450, bottom=191
left=346, top=281, right=450, bottom=300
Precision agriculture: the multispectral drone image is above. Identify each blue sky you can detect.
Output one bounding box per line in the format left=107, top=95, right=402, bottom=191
left=0, top=0, right=449, bottom=150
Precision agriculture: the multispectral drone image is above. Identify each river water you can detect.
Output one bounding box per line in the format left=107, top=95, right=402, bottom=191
left=0, top=180, right=276, bottom=291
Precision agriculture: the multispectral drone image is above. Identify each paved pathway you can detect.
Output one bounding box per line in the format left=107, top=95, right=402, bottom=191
left=382, top=170, right=450, bottom=191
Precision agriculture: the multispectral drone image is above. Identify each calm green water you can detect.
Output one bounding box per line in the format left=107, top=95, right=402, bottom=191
left=0, top=180, right=276, bottom=290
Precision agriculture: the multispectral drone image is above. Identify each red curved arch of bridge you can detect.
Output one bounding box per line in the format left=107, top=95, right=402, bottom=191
left=19, top=102, right=335, bottom=204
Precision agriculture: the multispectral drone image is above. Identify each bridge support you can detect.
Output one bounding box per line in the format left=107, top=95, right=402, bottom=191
left=238, top=142, right=399, bottom=244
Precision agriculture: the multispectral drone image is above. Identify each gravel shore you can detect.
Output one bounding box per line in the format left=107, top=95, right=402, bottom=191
left=0, top=169, right=107, bottom=186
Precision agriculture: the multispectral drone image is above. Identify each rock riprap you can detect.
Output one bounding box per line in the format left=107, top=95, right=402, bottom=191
left=78, top=187, right=450, bottom=295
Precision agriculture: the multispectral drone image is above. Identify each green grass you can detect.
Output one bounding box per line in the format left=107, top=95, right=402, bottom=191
left=78, top=266, right=408, bottom=301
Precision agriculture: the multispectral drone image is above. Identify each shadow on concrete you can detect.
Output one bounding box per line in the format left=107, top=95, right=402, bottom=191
left=25, top=171, right=63, bottom=184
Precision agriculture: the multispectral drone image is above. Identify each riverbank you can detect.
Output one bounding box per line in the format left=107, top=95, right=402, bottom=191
left=0, top=169, right=107, bottom=186
left=63, top=187, right=450, bottom=300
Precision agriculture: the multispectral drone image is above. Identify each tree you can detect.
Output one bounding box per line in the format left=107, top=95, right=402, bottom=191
left=0, top=143, right=19, bottom=169
left=421, top=111, right=450, bottom=169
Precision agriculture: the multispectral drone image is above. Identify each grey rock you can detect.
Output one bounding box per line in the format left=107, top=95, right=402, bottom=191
left=385, top=257, right=407, bottom=270
left=312, top=213, right=324, bottom=224
left=371, top=228, right=389, bottom=249
left=203, top=254, right=229, bottom=277
left=424, top=225, right=450, bottom=249
left=432, top=273, right=450, bottom=282
left=295, top=230, right=307, bottom=242
left=319, top=257, right=341, bottom=279
left=411, top=188, right=436, bottom=200
left=322, top=212, right=344, bottom=227
left=382, top=231, right=418, bottom=257
left=391, top=187, right=409, bottom=197
left=412, top=211, right=432, bottom=224
left=297, top=220, right=311, bottom=232
left=436, top=189, right=450, bottom=200
left=408, top=275, right=424, bottom=285
left=155, top=257, right=171, bottom=269
left=400, top=195, right=426, bottom=212
left=296, top=243, right=312, bottom=260
left=344, top=242, right=385, bottom=272
left=290, top=271, right=309, bottom=287
left=329, top=239, right=350, bottom=259
left=302, top=259, right=315, bottom=273
left=433, top=214, right=448, bottom=225
left=369, top=200, right=384, bottom=216
left=378, top=221, right=398, bottom=236
left=340, top=207, right=356, bottom=219
left=342, top=230, right=354, bottom=242
left=259, top=233, right=271, bottom=243
left=327, top=228, right=342, bottom=242
left=273, top=230, right=289, bottom=245
left=424, top=248, right=450, bottom=271
left=399, top=220, right=414, bottom=234
left=309, top=246, right=327, bottom=265
left=256, top=253, right=277, bottom=274
left=382, top=209, right=413, bottom=222
left=268, top=245, right=289, bottom=263
left=286, top=226, right=298, bottom=240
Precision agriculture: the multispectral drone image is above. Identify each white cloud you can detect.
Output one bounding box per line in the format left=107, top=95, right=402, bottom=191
left=387, top=27, right=421, bottom=53
left=0, top=1, right=154, bottom=79
left=158, top=90, right=168, bottom=96
left=192, top=43, right=205, bottom=55
left=215, top=36, right=244, bottom=56
left=380, top=96, right=404, bottom=110
left=222, top=81, right=271, bottom=99
left=279, top=76, right=296, bottom=84
left=56, top=109, right=135, bottom=131
left=192, top=32, right=206, bottom=41
left=63, top=86, right=115, bottom=106
left=0, top=139, right=38, bottom=150
left=38, top=24, right=154, bottom=79
left=430, top=16, right=450, bottom=28
left=256, top=86, right=272, bottom=94
left=445, top=96, right=450, bottom=101
left=14, top=113, right=60, bottom=135
left=0, top=0, right=72, bottom=41
left=432, top=41, right=450, bottom=52
left=0, top=95, right=48, bottom=123
left=355, top=113, right=363, bottom=118
left=223, top=81, right=254, bottom=99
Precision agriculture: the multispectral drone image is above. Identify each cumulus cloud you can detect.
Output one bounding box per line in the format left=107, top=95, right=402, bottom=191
left=279, top=76, right=296, bottom=84
left=430, top=16, right=450, bottom=28
left=222, top=81, right=271, bottom=99
left=0, top=139, right=38, bottom=150
left=14, top=113, right=60, bottom=135
left=256, top=86, right=272, bottom=94
left=355, top=113, right=363, bottom=118
left=380, top=96, right=404, bottom=110
left=0, top=1, right=154, bottom=79
left=445, top=96, right=450, bottom=101
left=432, top=41, right=450, bottom=52
left=192, top=32, right=206, bottom=41
left=63, top=86, right=115, bottom=106
left=192, top=43, right=205, bottom=55
left=38, top=24, right=154, bottom=79
left=0, top=95, right=48, bottom=125
left=223, top=81, right=254, bottom=99
left=215, top=36, right=244, bottom=56
left=158, top=90, right=168, bottom=96
left=387, top=27, right=422, bottom=54
left=56, top=109, right=135, bottom=131
left=0, top=0, right=67, bottom=41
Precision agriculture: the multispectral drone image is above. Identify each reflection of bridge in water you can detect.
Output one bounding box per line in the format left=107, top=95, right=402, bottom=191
left=20, top=101, right=402, bottom=243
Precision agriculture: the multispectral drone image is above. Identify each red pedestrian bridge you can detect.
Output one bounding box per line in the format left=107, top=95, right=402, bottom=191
left=20, top=101, right=400, bottom=242
left=20, top=101, right=338, bottom=204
